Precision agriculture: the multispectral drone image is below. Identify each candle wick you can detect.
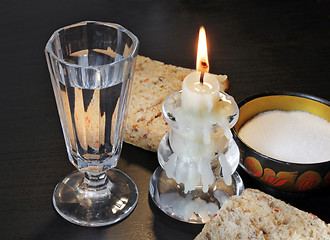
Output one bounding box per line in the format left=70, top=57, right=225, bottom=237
left=200, top=71, right=205, bottom=84
left=199, top=60, right=208, bottom=84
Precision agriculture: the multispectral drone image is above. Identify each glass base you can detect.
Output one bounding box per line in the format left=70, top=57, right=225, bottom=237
left=149, top=166, right=244, bottom=224
left=53, top=169, right=138, bottom=227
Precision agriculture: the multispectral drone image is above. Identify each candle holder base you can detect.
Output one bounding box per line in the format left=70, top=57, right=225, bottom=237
left=149, top=88, right=243, bottom=224
left=149, top=167, right=244, bottom=224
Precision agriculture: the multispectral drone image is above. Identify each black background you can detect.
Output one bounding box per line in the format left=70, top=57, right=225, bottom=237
left=1, top=0, right=329, bottom=239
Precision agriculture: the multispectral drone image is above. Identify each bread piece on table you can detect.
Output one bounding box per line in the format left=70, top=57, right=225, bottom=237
left=125, top=55, right=229, bottom=152
left=195, top=188, right=330, bottom=240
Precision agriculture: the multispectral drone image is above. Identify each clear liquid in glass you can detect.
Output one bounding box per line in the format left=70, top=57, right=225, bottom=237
left=56, top=50, right=127, bottom=172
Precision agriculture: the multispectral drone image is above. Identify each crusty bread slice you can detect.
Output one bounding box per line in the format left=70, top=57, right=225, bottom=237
left=195, top=188, right=329, bottom=240
left=124, top=55, right=229, bottom=152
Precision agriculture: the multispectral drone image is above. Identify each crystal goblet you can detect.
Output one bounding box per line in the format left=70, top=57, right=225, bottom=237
left=45, top=21, right=139, bottom=227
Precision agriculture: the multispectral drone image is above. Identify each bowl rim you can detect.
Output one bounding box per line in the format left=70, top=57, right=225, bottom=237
left=238, top=91, right=330, bottom=108
left=232, top=91, right=330, bottom=166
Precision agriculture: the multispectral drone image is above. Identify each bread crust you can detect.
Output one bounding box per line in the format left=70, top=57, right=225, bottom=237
left=195, top=188, right=330, bottom=240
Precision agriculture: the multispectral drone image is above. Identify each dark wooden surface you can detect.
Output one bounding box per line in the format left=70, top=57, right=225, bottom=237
left=1, top=0, right=329, bottom=239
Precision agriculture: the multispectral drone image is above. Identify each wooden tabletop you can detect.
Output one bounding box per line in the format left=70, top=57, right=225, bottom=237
left=1, top=0, right=329, bottom=239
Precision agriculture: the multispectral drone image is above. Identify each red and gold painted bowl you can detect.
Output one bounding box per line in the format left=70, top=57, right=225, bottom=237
left=232, top=92, right=330, bottom=192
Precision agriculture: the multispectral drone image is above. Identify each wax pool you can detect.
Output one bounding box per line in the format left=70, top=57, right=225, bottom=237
left=238, top=110, right=330, bottom=164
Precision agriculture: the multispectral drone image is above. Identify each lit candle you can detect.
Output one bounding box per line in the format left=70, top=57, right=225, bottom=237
left=181, top=27, right=220, bottom=113
left=168, top=27, right=222, bottom=193
left=165, top=26, right=238, bottom=193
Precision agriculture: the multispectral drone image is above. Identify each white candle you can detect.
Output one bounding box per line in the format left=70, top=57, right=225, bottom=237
left=168, top=71, right=226, bottom=192
left=181, top=72, right=220, bottom=113
left=168, top=70, right=236, bottom=189
left=164, top=26, right=237, bottom=193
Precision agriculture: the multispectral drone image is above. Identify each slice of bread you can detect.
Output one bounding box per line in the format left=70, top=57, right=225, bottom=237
left=195, top=188, right=329, bottom=240
left=124, top=55, right=229, bottom=152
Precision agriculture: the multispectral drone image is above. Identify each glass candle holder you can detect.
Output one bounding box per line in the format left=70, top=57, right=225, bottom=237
left=149, top=90, right=244, bottom=224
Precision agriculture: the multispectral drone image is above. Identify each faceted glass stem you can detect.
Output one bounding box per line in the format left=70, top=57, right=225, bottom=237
left=83, top=172, right=110, bottom=189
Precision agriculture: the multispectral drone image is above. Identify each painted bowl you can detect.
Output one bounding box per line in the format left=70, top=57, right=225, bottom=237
left=232, top=92, right=330, bottom=192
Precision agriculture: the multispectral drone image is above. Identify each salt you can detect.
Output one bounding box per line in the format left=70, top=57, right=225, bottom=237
left=238, top=110, right=330, bottom=164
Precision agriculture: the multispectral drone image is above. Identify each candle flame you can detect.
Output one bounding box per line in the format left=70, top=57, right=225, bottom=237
left=196, top=26, right=209, bottom=73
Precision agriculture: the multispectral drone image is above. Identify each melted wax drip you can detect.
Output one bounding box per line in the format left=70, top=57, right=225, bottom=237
left=160, top=192, right=219, bottom=222
left=165, top=102, right=234, bottom=193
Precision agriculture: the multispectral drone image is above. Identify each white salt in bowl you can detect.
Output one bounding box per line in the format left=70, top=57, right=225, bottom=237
left=232, top=92, right=330, bottom=192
